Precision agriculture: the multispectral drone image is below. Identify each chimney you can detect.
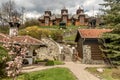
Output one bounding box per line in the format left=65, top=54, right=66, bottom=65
left=9, top=22, right=20, bottom=37
left=9, top=16, right=20, bottom=37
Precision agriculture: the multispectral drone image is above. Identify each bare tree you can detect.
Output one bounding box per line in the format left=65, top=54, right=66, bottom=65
left=0, top=0, right=25, bottom=26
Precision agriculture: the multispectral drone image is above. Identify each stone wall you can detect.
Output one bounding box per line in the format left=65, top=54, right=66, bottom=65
left=36, top=38, right=60, bottom=60
left=82, top=45, right=92, bottom=64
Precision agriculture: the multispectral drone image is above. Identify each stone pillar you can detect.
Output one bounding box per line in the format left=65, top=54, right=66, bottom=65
left=82, top=45, right=91, bottom=64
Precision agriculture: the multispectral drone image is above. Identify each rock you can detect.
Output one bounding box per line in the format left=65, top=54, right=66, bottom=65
left=96, top=68, right=104, bottom=73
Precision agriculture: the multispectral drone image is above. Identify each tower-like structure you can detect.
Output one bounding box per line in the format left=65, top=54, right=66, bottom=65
left=77, top=7, right=85, bottom=25
left=61, top=7, right=68, bottom=23
left=76, top=7, right=84, bottom=15
left=9, top=17, right=20, bottom=37
left=44, top=10, right=51, bottom=26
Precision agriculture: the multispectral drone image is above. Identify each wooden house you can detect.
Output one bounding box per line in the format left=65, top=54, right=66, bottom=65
left=75, top=29, right=112, bottom=64
left=38, top=7, right=88, bottom=26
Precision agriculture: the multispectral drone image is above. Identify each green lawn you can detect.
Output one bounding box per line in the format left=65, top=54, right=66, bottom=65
left=2, top=67, right=77, bottom=80
left=86, top=67, right=120, bottom=80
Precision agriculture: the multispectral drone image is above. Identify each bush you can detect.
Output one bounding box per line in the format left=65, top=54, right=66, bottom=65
left=0, top=46, right=9, bottom=78
left=45, top=60, right=64, bottom=66
left=45, top=60, right=54, bottom=66
left=50, top=30, right=63, bottom=42
left=19, top=26, right=51, bottom=40
left=35, top=59, right=49, bottom=64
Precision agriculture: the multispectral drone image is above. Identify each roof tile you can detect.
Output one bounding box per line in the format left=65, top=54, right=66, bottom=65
left=0, top=33, right=44, bottom=45
left=78, top=29, right=112, bottom=38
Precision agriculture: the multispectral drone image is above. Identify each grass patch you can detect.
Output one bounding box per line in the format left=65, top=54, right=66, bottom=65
left=86, top=67, right=120, bottom=80
left=2, top=67, right=77, bottom=80
left=64, top=34, right=76, bottom=41
left=53, top=61, right=64, bottom=65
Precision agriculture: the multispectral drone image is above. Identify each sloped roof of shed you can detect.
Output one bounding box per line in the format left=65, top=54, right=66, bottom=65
left=0, top=33, right=44, bottom=45
left=75, top=29, right=112, bottom=42
left=78, top=29, right=112, bottom=38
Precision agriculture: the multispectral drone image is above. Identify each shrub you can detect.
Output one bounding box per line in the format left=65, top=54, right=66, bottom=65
left=19, top=26, right=63, bottom=41
left=45, top=60, right=54, bottom=66
left=0, top=46, right=9, bottom=78
left=45, top=60, right=64, bottom=66
left=19, top=26, right=51, bottom=39
left=35, top=59, right=49, bottom=64
left=50, top=30, right=63, bottom=42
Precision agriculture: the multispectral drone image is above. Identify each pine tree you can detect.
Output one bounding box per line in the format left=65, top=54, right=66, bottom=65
left=100, top=0, right=120, bottom=26
left=100, top=0, right=120, bottom=65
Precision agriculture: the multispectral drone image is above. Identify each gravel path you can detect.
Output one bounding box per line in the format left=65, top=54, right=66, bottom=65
left=22, top=62, right=105, bottom=80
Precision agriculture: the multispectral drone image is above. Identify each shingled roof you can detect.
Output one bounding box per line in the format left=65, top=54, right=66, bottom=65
left=11, top=36, right=44, bottom=45
left=75, top=29, right=112, bottom=42
left=0, top=33, right=44, bottom=45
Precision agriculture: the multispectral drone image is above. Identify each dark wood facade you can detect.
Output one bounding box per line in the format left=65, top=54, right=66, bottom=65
left=83, top=39, right=103, bottom=60
left=75, top=29, right=112, bottom=64
left=76, top=38, right=103, bottom=60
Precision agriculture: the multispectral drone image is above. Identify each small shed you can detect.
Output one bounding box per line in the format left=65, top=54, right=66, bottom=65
left=75, top=29, right=112, bottom=64
left=0, top=33, right=45, bottom=65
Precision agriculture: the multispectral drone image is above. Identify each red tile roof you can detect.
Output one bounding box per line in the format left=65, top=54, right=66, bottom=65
left=0, top=33, right=44, bottom=45
left=78, top=29, right=112, bottom=38
left=11, top=36, right=44, bottom=45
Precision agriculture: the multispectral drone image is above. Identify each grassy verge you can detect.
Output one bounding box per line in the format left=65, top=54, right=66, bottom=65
left=64, top=34, right=76, bottom=41
left=2, top=67, right=77, bottom=80
left=86, top=67, right=120, bottom=80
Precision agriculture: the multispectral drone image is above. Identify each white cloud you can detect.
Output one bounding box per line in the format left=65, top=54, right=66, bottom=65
left=14, top=0, right=35, bottom=8
left=85, top=10, right=99, bottom=17
left=0, top=0, right=104, bottom=18
left=25, top=11, right=41, bottom=19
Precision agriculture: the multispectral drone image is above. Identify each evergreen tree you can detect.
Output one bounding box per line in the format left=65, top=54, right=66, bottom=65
left=100, top=0, right=120, bottom=65
left=100, top=0, right=120, bottom=26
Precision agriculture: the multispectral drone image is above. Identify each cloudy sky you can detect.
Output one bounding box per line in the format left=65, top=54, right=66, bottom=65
left=0, top=0, right=104, bottom=18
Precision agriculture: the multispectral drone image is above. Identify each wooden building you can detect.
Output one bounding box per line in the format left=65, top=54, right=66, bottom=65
left=38, top=7, right=89, bottom=26
left=75, top=29, right=112, bottom=64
